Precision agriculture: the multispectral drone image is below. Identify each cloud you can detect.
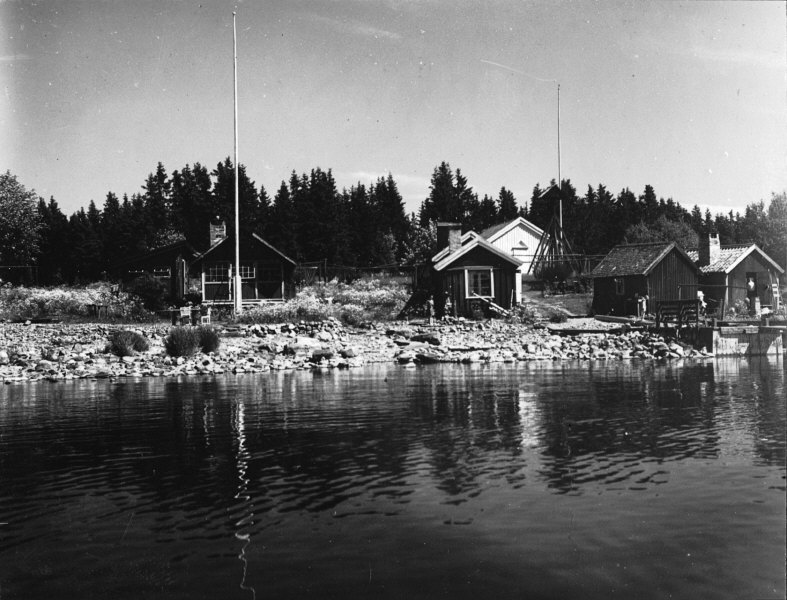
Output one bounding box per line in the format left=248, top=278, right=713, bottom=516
left=308, top=14, right=401, bottom=41
left=0, top=54, right=33, bottom=63
left=690, top=45, right=784, bottom=70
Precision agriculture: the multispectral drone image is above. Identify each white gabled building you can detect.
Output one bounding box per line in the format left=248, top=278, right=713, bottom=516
left=480, top=217, right=545, bottom=278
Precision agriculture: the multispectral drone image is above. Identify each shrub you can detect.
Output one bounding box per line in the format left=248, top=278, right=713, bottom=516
left=164, top=326, right=200, bottom=357
left=548, top=310, right=568, bottom=323
left=233, top=277, right=409, bottom=325
left=196, top=325, right=221, bottom=353
left=126, top=274, right=169, bottom=311
left=107, top=330, right=150, bottom=357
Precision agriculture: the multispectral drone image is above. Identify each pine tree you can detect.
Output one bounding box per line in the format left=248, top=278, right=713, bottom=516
left=36, top=197, right=69, bottom=284
left=497, top=187, right=518, bottom=222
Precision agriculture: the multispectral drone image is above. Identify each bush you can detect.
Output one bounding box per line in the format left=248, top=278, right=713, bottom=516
left=547, top=310, right=568, bottom=323
left=233, top=277, right=409, bottom=325
left=126, top=274, right=169, bottom=311
left=164, top=326, right=200, bottom=357
left=196, top=325, right=221, bottom=353
left=0, top=282, right=152, bottom=321
left=107, top=330, right=149, bottom=357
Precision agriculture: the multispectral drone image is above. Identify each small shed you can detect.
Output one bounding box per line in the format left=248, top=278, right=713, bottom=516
left=480, top=217, right=544, bottom=277
left=687, top=234, right=784, bottom=313
left=189, top=231, right=296, bottom=304
left=432, top=223, right=523, bottom=317
left=590, top=241, right=699, bottom=316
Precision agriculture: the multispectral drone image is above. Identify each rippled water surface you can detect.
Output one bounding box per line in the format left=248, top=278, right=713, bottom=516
left=0, top=359, right=785, bottom=599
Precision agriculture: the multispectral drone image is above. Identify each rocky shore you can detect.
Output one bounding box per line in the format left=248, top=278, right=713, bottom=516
left=0, top=317, right=715, bottom=384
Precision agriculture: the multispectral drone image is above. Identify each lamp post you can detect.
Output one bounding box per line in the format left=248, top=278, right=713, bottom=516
left=233, top=11, right=242, bottom=314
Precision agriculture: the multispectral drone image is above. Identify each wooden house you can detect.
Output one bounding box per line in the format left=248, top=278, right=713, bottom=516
left=590, top=242, right=699, bottom=316
left=189, top=231, right=296, bottom=304
left=432, top=223, right=523, bottom=317
left=687, top=234, right=784, bottom=313
left=110, top=240, right=199, bottom=301
left=480, top=217, right=545, bottom=277
left=112, top=222, right=296, bottom=305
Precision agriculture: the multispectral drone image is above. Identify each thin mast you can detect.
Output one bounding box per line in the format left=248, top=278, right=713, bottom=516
left=233, top=11, right=242, bottom=314
left=557, top=82, right=562, bottom=254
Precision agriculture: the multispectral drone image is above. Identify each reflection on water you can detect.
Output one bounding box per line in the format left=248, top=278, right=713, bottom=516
left=0, top=358, right=784, bottom=599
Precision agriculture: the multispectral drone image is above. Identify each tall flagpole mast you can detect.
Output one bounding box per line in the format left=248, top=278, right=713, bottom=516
left=233, top=11, right=242, bottom=314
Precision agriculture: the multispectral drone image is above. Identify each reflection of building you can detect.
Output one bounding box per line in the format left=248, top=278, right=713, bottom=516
left=687, top=234, right=784, bottom=314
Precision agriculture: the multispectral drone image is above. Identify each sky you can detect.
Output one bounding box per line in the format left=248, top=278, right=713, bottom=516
left=2, top=0, right=786, bottom=219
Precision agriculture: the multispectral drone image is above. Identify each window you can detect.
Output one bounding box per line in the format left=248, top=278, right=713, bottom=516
left=467, top=269, right=493, bottom=297
left=615, top=278, right=625, bottom=296
left=152, top=267, right=171, bottom=279
left=206, top=263, right=229, bottom=282
left=239, top=263, right=256, bottom=279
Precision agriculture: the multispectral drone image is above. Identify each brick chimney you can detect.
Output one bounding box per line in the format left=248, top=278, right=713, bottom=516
left=698, top=233, right=721, bottom=266
left=436, top=222, right=462, bottom=254
left=209, top=220, right=227, bottom=246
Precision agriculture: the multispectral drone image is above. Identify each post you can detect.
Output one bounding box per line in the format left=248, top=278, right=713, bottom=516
left=233, top=12, right=242, bottom=314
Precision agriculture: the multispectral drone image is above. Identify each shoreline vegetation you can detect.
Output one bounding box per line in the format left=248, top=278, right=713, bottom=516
left=0, top=281, right=723, bottom=385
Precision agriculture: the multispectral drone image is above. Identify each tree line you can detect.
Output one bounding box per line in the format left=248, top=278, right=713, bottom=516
left=1, top=163, right=785, bottom=285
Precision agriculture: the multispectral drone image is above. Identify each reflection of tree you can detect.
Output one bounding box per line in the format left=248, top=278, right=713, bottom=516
left=534, top=363, right=723, bottom=494
left=407, top=370, right=526, bottom=503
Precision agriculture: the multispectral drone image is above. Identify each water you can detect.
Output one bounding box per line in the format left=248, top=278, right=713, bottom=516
left=0, top=359, right=784, bottom=600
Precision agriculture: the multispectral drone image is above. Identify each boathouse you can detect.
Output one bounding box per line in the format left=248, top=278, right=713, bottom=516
left=687, top=234, right=784, bottom=315
left=432, top=222, right=523, bottom=317
left=590, top=241, right=699, bottom=316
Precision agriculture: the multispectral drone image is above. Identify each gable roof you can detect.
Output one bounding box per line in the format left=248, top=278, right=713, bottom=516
left=192, top=231, right=296, bottom=266
left=431, top=230, right=478, bottom=263
left=480, top=217, right=544, bottom=243
left=686, top=244, right=785, bottom=275
left=433, top=232, right=523, bottom=272
left=591, top=242, right=697, bottom=278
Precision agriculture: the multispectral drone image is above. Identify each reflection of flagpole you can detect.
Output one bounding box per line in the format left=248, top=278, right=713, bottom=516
left=233, top=12, right=242, bottom=314
left=233, top=400, right=256, bottom=599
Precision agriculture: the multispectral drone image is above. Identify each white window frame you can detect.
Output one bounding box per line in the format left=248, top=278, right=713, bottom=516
left=615, top=278, right=625, bottom=296
left=465, top=268, right=494, bottom=299
left=239, top=263, right=256, bottom=280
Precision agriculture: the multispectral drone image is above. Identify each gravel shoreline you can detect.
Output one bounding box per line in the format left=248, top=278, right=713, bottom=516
left=0, top=318, right=712, bottom=384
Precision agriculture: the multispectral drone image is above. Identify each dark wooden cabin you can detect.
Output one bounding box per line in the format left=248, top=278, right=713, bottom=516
left=189, top=231, right=296, bottom=304
left=110, top=240, right=199, bottom=301
left=112, top=222, right=296, bottom=305
left=591, top=242, right=699, bottom=316
left=687, top=234, right=784, bottom=313
left=432, top=223, right=523, bottom=317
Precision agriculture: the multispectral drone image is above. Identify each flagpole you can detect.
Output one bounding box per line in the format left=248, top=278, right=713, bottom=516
left=233, top=11, right=242, bottom=314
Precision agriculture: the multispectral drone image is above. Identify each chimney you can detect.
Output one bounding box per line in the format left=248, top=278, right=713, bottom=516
left=209, top=220, right=227, bottom=246
left=698, top=233, right=721, bottom=266
left=436, top=222, right=462, bottom=254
